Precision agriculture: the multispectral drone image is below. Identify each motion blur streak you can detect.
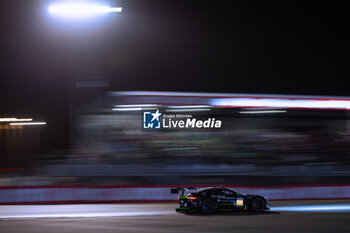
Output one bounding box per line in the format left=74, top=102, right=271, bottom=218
left=0, top=204, right=175, bottom=219
left=0, top=118, right=32, bottom=122
left=168, top=105, right=211, bottom=108
left=239, top=110, right=287, bottom=114
left=114, top=104, right=158, bottom=108
left=165, top=109, right=211, bottom=112
left=9, top=122, right=46, bottom=126
left=272, top=204, right=350, bottom=212
left=112, top=108, right=142, bottom=111
left=0, top=211, right=173, bottom=219
left=212, top=98, right=350, bottom=109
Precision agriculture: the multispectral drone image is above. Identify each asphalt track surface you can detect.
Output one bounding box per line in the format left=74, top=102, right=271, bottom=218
left=1, top=201, right=350, bottom=233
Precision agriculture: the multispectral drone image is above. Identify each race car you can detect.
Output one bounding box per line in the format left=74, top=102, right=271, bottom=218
left=171, top=187, right=269, bottom=214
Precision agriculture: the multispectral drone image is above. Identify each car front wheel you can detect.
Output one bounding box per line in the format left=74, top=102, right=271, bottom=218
left=251, top=197, right=265, bottom=211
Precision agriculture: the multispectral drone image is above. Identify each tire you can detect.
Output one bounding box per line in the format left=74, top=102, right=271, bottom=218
left=251, top=197, right=265, bottom=211
left=200, top=199, right=215, bottom=214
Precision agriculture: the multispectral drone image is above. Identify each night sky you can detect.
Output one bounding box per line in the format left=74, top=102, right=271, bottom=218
left=0, top=0, right=347, bottom=151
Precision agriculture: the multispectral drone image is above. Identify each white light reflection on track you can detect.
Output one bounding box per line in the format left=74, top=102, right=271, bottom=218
left=271, top=204, right=350, bottom=212
left=0, top=211, right=174, bottom=219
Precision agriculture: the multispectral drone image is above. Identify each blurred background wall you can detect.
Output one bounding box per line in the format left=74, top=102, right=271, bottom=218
left=34, top=91, right=350, bottom=186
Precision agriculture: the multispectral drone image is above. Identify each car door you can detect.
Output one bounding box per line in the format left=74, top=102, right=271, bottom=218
left=214, top=189, right=237, bottom=208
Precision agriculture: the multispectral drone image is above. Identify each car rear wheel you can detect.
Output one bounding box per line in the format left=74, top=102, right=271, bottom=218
left=200, top=199, right=215, bottom=214
left=251, top=197, right=265, bottom=211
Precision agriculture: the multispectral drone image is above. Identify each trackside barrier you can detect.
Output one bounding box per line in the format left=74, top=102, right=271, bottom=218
left=0, top=184, right=349, bottom=204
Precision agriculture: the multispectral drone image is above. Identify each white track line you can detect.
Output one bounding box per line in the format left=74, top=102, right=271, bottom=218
left=271, top=204, right=350, bottom=212
left=0, top=211, right=175, bottom=219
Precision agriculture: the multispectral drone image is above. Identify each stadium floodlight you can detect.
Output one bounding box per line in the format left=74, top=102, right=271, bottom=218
left=48, top=1, right=122, bottom=19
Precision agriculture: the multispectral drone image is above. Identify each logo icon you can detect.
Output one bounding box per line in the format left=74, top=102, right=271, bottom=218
left=143, top=109, right=162, bottom=129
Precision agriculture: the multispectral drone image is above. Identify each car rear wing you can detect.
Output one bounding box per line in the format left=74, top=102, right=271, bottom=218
left=171, top=187, right=197, bottom=195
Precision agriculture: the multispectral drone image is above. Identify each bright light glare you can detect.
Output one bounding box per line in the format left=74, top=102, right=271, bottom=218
left=166, top=109, right=211, bottom=112
left=112, top=108, right=143, bottom=111
left=48, top=2, right=122, bottom=19
left=272, top=204, right=350, bottom=212
left=168, top=105, right=211, bottom=109
left=0, top=211, right=173, bottom=219
left=211, top=98, right=350, bottom=110
left=114, top=104, right=158, bottom=108
left=9, top=122, right=47, bottom=126
left=0, top=118, right=32, bottom=122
